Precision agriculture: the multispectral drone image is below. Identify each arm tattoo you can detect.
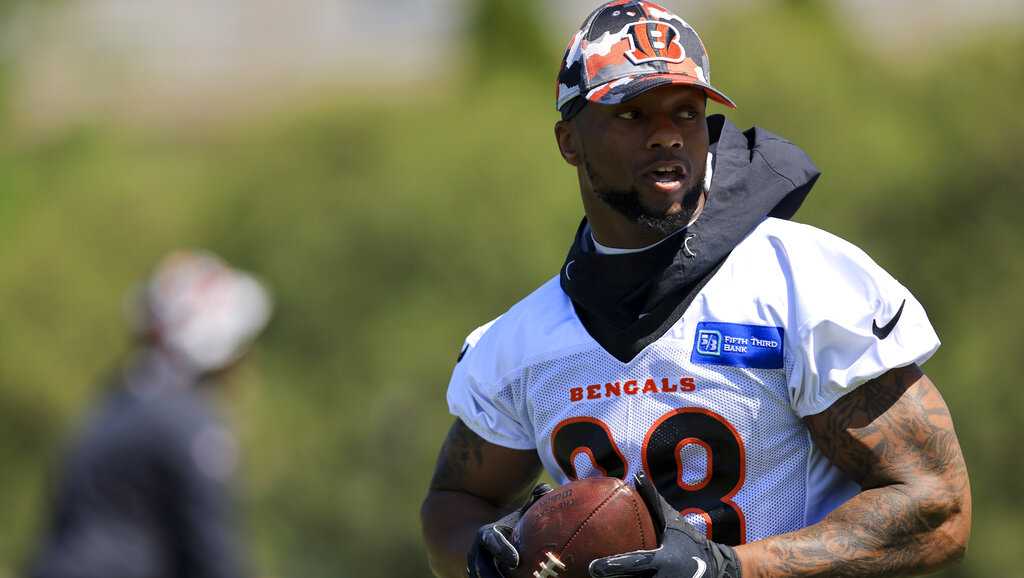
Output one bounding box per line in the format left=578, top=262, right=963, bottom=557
left=429, top=419, right=488, bottom=491
left=747, top=365, right=970, bottom=577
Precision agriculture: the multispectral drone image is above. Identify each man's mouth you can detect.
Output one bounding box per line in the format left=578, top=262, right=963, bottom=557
left=642, top=162, right=688, bottom=191
left=651, top=166, right=684, bottom=181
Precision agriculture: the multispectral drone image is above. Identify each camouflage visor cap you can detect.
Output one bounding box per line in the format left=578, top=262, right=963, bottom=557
left=556, top=0, right=736, bottom=120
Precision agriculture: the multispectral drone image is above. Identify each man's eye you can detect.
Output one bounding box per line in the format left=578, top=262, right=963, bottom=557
left=616, top=110, right=639, bottom=120
left=677, top=110, right=697, bottom=120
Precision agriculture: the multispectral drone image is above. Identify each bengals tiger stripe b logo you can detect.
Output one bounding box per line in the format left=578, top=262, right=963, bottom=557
left=624, top=21, right=686, bottom=65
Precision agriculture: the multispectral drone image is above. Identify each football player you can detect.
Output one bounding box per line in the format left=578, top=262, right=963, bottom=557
left=421, top=2, right=971, bottom=578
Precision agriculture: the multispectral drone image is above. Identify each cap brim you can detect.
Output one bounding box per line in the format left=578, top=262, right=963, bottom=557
left=586, top=73, right=736, bottom=109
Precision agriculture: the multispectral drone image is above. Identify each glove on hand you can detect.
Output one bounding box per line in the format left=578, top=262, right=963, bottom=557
left=467, top=483, right=554, bottom=578
left=588, top=472, right=741, bottom=578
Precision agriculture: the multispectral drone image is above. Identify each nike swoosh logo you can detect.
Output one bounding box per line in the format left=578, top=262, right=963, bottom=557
left=872, top=299, right=906, bottom=339
left=690, top=556, right=707, bottom=578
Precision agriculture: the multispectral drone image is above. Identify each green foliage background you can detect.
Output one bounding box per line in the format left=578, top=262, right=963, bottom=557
left=1, top=2, right=1021, bottom=576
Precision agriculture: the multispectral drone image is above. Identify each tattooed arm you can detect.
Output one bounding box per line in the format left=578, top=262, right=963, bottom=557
left=735, top=364, right=972, bottom=577
left=421, top=419, right=543, bottom=578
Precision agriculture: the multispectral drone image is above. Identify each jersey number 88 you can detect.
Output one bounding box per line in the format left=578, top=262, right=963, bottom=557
left=551, top=408, right=746, bottom=546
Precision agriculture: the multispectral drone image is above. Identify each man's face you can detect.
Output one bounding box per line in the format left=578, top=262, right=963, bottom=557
left=557, top=85, right=710, bottom=239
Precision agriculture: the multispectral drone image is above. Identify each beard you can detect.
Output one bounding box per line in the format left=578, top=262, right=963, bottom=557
left=585, top=159, right=706, bottom=236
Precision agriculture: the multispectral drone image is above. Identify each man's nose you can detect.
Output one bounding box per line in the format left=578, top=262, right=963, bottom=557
left=646, top=116, right=683, bottom=149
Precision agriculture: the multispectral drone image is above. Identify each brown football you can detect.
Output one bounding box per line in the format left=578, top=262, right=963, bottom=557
left=510, top=477, right=657, bottom=578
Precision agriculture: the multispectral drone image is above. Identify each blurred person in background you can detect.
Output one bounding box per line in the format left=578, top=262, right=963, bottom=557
left=421, top=2, right=971, bottom=578
left=27, top=251, right=272, bottom=578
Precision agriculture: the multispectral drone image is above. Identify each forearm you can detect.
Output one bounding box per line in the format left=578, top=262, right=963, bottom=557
left=735, top=481, right=970, bottom=578
left=421, top=489, right=507, bottom=578
left=421, top=419, right=543, bottom=577
left=741, top=366, right=973, bottom=577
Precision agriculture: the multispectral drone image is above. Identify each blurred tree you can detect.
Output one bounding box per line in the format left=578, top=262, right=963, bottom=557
left=467, top=0, right=553, bottom=82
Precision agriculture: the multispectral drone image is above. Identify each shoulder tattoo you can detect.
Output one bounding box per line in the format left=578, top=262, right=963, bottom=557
left=429, top=419, right=488, bottom=491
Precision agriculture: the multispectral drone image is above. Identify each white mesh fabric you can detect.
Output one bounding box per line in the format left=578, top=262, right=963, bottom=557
left=446, top=218, right=938, bottom=544
left=522, top=328, right=811, bottom=544
left=678, top=441, right=710, bottom=487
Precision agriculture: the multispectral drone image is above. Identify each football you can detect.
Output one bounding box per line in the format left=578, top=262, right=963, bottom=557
left=511, top=477, right=658, bottom=578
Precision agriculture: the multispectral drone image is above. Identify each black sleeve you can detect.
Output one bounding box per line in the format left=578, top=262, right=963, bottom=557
left=160, top=418, right=249, bottom=578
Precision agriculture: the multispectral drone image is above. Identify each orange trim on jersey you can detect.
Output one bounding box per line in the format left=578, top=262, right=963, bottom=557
left=640, top=406, right=748, bottom=544
left=675, top=437, right=712, bottom=491
left=680, top=508, right=714, bottom=539
left=570, top=447, right=609, bottom=478
left=550, top=416, right=628, bottom=481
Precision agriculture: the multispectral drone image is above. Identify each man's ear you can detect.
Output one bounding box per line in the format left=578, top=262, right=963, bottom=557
left=554, top=120, right=580, bottom=167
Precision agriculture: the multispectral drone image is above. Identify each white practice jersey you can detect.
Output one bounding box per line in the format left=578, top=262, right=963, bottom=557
left=447, top=218, right=939, bottom=545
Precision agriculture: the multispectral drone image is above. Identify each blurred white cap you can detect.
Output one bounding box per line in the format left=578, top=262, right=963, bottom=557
left=135, top=250, right=273, bottom=373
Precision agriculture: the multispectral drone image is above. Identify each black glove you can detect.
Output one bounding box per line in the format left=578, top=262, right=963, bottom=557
left=467, top=483, right=554, bottom=578
left=588, top=472, right=741, bottom=578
